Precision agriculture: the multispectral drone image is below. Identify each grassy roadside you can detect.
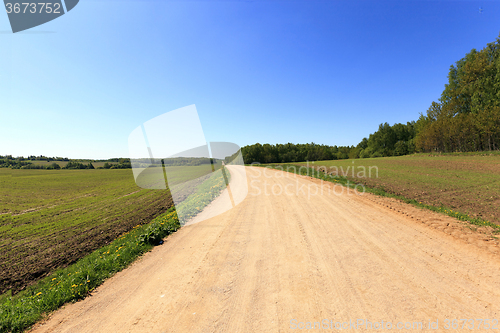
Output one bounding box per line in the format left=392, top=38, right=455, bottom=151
left=0, top=207, right=180, bottom=333
left=294, top=154, right=500, bottom=226
left=0, top=167, right=230, bottom=333
left=176, top=167, right=231, bottom=224
left=256, top=163, right=500, bottom=233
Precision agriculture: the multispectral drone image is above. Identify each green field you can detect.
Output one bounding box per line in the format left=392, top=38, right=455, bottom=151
left=0, top=166, right=229, bottom=332
left=31, top=160, right=118, bottom=168
left=133, top=163, right=220, bottom=189
left=293, top=153, right=500, bottom=227
left=1, top=168, right=173, bottom=295
left=28, top=160, right=69, bottom=167
left=0, top=163, right=228, bottom=295
left=29, top=160, right=118, bottom=168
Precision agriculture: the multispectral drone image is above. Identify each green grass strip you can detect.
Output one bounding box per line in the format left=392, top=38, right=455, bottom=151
left=257, top=163, right=500, bottom=233
left=176, top=167, right=230, bottom=224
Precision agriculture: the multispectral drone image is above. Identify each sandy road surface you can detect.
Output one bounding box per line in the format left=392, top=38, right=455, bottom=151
left=31, top=167, right=500, bottom=333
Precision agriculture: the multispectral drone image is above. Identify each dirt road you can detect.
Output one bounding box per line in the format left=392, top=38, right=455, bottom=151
left=31, top=167, right=500, bottom=332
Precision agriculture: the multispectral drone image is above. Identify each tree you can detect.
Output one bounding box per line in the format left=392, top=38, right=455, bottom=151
left=49, top=162, right=61, bottom=169
left=415, top=33, right=500, bottom=153
left=393, top=141, right=408, bottom=156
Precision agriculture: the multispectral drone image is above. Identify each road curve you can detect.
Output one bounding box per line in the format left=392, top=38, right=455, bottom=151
left=31, top=167, right=500, bottom=333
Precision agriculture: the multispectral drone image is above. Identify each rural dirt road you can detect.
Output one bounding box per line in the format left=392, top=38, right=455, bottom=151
left=31, top=167, right=500, bottom=333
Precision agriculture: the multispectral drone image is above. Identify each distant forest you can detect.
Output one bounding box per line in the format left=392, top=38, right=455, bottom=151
left=0, top=155, right=132, bottom=170
left=242, top=34, right=500, bottom=164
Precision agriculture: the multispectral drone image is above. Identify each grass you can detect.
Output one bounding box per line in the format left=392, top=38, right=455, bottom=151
left=258, top=160, right=500, bottom=233
left=0, top=164, right=230, bottom=332
left=1, top=168, right=171, bottom=295
left=0, top=207, right=180, bottom=333
left=134, top=164, right=218, bottom=189
left=28, top=161, right=118, bottom=168
left=175, top=167, right=230, bottom=224
left=293, top=154, right=500, bottom=228
left=1, top=164, right=222, bottom=295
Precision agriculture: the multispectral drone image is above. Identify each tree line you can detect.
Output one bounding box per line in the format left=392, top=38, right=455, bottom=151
left=242, top=33, right=500, bottom=163
left=360, top=34, right=500, bottom=155
left=241, top=121, right=419, bottom=163
left=414, top=34, right=500, bottom=152
left=102, top=159, right=132, bottom=169
left=241, top=143, right=355, bottom=164
left=0, top=156, right=132, bottom=170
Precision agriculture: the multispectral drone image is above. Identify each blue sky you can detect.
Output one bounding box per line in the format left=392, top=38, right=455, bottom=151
left=1, top=0, right=499, bottom=159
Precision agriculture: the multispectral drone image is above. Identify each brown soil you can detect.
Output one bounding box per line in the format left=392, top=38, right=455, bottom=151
left=0, top=194, right=173, bottom=295
left=355, top=175, right=500, bottom=227
left=322, top=158, right=500, bottom=227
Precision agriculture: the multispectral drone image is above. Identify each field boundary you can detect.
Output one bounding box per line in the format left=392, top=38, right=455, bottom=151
left=255, top=163, right=500, bottom=234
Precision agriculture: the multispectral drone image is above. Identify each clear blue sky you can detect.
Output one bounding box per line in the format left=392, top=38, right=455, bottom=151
left=1, top=0, right=499, bottom=159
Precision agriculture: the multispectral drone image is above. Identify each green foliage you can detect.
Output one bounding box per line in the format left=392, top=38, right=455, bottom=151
left=244, top=33, right=500, bottom=160
left=359, top=147, right=373, bottom=159
left=358, top=121, right=417, bottom=158
left=0, top=158, right=32, bottom=169
left=415, top=33, right=500, bottom=152
left=25, top=155, right=69, bottom=162
left=102, top=160, right=131, bottom=169
left=393, top=140, right=408, bottom=156
left=0, top=156, right=133, bottom=170
left=137, top=210, right=180, bottom=245
left=63, top=161, right=94, bottom=169
left=47, top=162, right=61, bottom=170
left=241, top=142, right=354, bottom=164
